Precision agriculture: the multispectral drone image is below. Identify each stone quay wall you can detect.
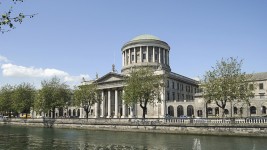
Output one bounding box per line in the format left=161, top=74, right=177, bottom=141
left=1, top=117, right=267, bottom=137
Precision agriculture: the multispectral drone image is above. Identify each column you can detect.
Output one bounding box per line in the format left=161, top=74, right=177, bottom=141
left=130, top=105, right=134, bottom=118
left=152, top=46, right=155, bottom=63
left=100, top=91, right=105, bottom=117
left=163, top=49, right=166, bottom=64
left=122, top=51, right=124, bottom=67
left=121, top=90, right=126, bottom=118
left=159, top=47, right=161, bottom=63
left=140, top=47, right=142, bottom=62
left=146, top=46, right=149, bottom=62
left=161, top=87, right=166, bottom=117
left=166, top=50, right=169, bottom=65
left=134, top=47, right=136, bottom=63
left=94, top=102, right=99, bottom=118
left=107, top=90, right=111, bottom=118
left=128, top=49, right=130, bottom=64
left=114, top=89, right=118, bottom=118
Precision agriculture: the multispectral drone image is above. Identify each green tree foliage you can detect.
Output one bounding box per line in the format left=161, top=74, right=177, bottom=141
left=35, top=77, right=71, bottom=118
left=123, top=68, right=164, bottom=119
left=201, top=57, right=254, bottom=117
left=0, top=0, right=37, bottom=33
left=12, top=82, right=35, bottom=119
left=0, top=84, right=14, bottom=117
left=73, top=82, right=100, bottom=119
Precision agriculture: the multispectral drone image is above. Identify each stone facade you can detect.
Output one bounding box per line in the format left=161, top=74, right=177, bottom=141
left=32, top=34, right=267, bottom=119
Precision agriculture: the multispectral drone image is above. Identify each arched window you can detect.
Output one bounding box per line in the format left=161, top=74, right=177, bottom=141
left=234, top=107, right=238, bottom=114
left=187, top=105, right=194, bottom=117
left=73, top=109, right=76, bottom=116
left=177, top=105, right=184, bottom=117
left=59, top=107, right=64, bottom=117
left=262, top=106, right=266, bottom=114
left=68, top=109, right=71, bottom=116
left=77, top=109, right=80, bottom=117
left=207, top=107, right=213, bottom=115
left=168, top=106, right=174, bottom=117
left=224, top=109, right=229, bottom=115
left=250, top=106, right=256, bottom=114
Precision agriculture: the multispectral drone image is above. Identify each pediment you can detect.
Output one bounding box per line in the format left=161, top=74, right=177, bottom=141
left=96, top=72, right=124, bottom=83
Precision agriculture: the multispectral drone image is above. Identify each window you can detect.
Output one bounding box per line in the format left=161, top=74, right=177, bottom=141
left=181, top=84, right=183, bottom=91
left=249, top=84, right=254, bottom=90
left=167, top=92, right=170, bottom=100
left=234, top=107, right=238, bottom=114
left=177, top=93, right=180, bottom=101
left=250, top=106, right=257, bottom=114
left=259, top=83, right=264, bottom=90
left=167, top=80, right=169, bottom=88
left=177, top=105, right=184, bottom=117
left=177, top=83, right=179, bottom=90
left=262, top=106, right=266, bottom=114
left=207, top=107, right=213, bottom=115
left=172, top=82, right=175, bottom=89
left=182, top=94, right=184, bottom=100
left=131, top=55, right=134, bottom=62
left=172, top=92, right=175, bottom=100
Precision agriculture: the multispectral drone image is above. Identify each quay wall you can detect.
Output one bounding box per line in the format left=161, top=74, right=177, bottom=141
left=1, top=118, right=267, bottom=137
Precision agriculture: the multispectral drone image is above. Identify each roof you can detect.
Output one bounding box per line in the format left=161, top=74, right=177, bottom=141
left=131, top=34, right=161, bottom=41
left=251, top=72, right=267, bottom=81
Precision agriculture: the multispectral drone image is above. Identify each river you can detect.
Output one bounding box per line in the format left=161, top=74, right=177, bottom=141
left=0, top=125, right=266, bottom=150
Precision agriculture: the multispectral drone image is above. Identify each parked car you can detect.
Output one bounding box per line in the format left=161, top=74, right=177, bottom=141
left=179, top=115, right=188, bottom=118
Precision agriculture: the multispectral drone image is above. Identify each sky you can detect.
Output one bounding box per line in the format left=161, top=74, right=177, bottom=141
left=0, top=0, right=267, bottom=88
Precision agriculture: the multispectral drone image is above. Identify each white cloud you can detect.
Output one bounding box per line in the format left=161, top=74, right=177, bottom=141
left=192, top=76, right=200, bottom=81
left=1, top=63, right=90, bottom=85
left=0, top=55, right=9, bottom=63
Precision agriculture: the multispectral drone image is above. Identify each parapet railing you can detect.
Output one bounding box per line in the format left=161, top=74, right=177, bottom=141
left=3, top=117, right=267, bottom=127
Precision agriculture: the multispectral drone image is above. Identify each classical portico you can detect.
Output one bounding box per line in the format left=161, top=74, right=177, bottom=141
left=93, top=72, right=136, bottom=118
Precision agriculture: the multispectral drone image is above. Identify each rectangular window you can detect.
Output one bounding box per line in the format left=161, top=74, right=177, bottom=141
left=181, top=84, right=183, bottom=91
left=167, top=80, right=169, bottom=88
left=131, top=55, right=134, bottom=62
left=182, top=94, right=184, bottom=100
left=249, top=84, right=254, bottom=90
left=177, top=93, right=180, bottom=101
left=172, top=92, right=175, bottom=100
left=167, top=92, right=170, bottom=100
left=177, top=83, right=179, bottom=90
left=172, top=82, right=175, bottom=89
left=259, top=83, right=264, bottom=90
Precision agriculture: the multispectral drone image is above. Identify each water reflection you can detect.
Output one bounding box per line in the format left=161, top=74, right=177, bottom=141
left=0, top=125, right=267, bottom=150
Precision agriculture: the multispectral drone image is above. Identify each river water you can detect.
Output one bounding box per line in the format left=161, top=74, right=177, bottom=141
left=0, top=125, right=266, bottom=150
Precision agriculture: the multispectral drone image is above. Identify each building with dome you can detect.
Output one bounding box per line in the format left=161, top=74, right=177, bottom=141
left=33, top=34, right=267, bottom=119
left=79, top=34, right=199, bottom=118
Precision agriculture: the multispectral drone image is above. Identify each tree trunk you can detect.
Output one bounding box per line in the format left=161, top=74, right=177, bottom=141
left=142, top=107, right=147, bottom=119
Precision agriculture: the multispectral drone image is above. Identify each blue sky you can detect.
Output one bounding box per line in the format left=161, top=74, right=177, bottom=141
left=0, top=0, right=267, bottom=88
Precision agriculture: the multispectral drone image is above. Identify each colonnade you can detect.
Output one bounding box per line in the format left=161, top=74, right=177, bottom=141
left=122, top=46, right=169, bottom=67
left=95, top=89, right=135, bottom=118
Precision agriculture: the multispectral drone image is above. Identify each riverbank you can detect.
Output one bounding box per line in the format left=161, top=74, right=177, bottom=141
left=1, top=118, right=267, bottom=137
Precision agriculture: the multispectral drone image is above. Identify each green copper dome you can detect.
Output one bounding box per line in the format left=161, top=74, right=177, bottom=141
left=131, top=34, right=160, bottom=41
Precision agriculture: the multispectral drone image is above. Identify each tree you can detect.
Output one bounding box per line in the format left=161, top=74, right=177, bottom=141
left=201, top=57, right=254, bottom=117
left=73, top=82, right=100, bottom=119
left=35, top=77, right=71, bottom=118
left=0, top=84, right=14, bottom=117
left=12, top=83, right=35, bottom=119
left=123, top=68, right=164, bottom=119
left=0, top=0, right=37, bottom=33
